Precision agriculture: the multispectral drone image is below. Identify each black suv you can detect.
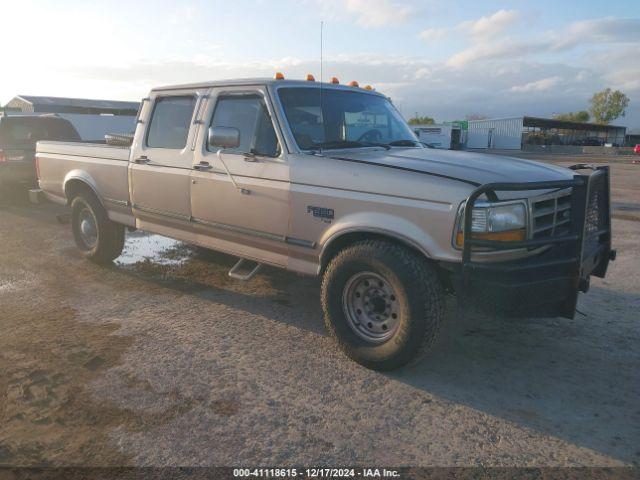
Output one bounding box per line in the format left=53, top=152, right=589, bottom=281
left=0, top=114, right=80, bottom=190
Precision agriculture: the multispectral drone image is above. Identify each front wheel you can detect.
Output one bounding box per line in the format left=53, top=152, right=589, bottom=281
left=71, top=193, right=125, bottom=263
left=321, top=240, right=445, bottom=370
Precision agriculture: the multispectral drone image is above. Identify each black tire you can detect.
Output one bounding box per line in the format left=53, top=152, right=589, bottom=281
left=321, top=240, right=444, bottom=370
left=71, top=192, right=125, bottom=263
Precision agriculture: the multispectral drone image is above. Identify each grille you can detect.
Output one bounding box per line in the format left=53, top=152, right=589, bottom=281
left=531, top=189, right=572, bottom=238
left=584, top=174, right=609, bottom=254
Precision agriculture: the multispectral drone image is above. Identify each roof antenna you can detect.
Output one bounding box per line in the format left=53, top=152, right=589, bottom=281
left=319, top=20, right=324, bottom=155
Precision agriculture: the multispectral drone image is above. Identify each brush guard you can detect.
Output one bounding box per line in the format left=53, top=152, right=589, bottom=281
left=457, top=164, right=614, bottom=319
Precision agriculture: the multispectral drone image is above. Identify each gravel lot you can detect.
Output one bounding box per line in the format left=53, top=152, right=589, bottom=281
left=0, top=157, right=639, bottom=467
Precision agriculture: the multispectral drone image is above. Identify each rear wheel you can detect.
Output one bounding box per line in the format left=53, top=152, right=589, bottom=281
left=321, top=240, right=445, bottom=371
left=71, top=193, right=124, bottom=263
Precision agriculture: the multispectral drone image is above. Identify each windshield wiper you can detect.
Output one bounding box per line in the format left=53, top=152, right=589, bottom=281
left=387, top=139, right=421, bottom=147
left=311, top=140, right=390, bottom=151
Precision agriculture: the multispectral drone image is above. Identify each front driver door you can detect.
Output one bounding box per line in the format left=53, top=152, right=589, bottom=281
left=190, top=87, right=290, bottom=266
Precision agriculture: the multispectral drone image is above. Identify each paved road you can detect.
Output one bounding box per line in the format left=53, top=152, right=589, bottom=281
left=0, top=183, right=639, bottom=467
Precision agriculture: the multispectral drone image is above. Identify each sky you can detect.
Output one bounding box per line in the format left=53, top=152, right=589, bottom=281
left=1, top=0, right=640, bottom=129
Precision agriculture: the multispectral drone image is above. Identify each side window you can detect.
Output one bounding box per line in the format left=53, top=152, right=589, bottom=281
left=146, top=96, right=196, bottom=149
left=210, top=95, right=279, bottom=157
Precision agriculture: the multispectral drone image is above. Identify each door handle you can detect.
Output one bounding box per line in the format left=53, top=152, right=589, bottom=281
left=193, top=161, right=212, bottom=171
left=243, top=154, right=258, bottom=162
left=134, top=156, right=150, bottom=164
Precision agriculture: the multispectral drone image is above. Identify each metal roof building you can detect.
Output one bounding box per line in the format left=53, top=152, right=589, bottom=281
left=5, top=95, right=139, bottom=116
left=467, top=116, right=627, bottom=150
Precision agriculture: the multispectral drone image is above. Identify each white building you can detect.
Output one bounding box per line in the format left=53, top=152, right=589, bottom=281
left=467, top=117, right=524, bottom=149
left=412, top=123, right=464, bottom=149
left=4, top=95, right=139, bottom=141
left=467, top=116, right=627, bottom=150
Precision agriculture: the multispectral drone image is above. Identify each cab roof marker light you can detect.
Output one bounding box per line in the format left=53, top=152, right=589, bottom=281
left=330, top=77, right=340, bottom=84
left=306, top=74, right=315, bottom=81
left=274, top=72, right=285, bottom=80
left=364, top=85, right=373, bottom=91
left=349, top=81, right=359, bottom=87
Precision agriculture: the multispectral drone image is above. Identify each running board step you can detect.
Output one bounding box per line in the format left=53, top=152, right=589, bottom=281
left=228, top=258, right=262, bottom=281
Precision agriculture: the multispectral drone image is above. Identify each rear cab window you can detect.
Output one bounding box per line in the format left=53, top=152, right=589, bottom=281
left=146, top=96, right=197, bottom=149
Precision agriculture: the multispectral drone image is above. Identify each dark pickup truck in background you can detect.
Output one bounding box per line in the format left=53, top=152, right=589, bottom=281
left=0, top=114, right=80, bottom=193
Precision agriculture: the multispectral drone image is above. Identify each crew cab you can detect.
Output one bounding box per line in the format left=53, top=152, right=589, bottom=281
left=35, top=76, right=614, bottom=370
left=0, top=114, right=80, bottom=192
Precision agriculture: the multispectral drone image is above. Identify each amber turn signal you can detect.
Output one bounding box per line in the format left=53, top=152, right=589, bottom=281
left=455, top=229, right=526, bottom=248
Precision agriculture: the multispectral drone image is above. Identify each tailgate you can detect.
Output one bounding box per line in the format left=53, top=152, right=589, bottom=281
left=2, top=147, right=35, bottom=164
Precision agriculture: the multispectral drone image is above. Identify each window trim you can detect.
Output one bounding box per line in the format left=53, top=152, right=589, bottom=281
left=145, top=94, right=198, bottom=150
left=206, top=92, right=281, bottom=158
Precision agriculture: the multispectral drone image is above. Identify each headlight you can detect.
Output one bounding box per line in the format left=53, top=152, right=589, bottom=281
left=454, top=201, right=527, bottom=248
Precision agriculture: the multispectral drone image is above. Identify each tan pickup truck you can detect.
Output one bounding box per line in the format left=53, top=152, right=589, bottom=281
left=35, top=76, right=615, bottom=370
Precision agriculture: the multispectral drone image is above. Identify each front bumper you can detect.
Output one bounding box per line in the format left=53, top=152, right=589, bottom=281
left=448, top=165, right=614, bottom=319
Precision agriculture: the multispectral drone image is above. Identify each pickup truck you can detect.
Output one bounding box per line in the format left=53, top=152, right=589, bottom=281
left=0, top=114, right=80, bottom=192
left=36, top=76, right=615, bottom=370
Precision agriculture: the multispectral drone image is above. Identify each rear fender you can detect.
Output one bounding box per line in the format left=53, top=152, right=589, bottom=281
left=63, top=170, right=103, bottom=207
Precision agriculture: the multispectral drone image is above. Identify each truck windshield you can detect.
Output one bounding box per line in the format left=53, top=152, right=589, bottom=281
left=278, top=87, right=419, bottom=150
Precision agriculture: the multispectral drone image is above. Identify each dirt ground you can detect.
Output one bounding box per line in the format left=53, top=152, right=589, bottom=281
left=0, top=156, right=639, bottom=467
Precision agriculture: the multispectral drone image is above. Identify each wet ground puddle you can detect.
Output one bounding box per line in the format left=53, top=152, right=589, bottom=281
left=116, top=231, right=192, bottom=267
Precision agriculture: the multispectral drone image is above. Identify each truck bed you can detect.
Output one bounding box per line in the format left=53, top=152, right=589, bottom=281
left=38, top=141, right=130, bottom=161
left=37, top=141, right=134, bottom=226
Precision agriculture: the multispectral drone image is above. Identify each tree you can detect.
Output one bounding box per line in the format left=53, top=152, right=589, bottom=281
left=553, top=111, right=590, bottom=122
left=589, top=88, right=630, bottom=124
left=408, top=115, right=435, bottom=125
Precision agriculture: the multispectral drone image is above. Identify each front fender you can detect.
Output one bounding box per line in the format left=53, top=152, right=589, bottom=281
left=320, top=211, right=441, bottom=263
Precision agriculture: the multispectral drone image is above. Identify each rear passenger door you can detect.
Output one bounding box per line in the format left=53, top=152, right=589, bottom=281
left=130, top=89, right=208, bottom=228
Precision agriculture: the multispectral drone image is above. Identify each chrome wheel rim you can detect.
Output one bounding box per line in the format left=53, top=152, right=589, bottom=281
left=342, top=271, right=400, bottom=343
left=78, top=207, right=98, bottom=248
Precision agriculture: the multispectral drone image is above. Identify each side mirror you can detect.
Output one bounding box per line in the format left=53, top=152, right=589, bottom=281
left=208, top=126, right=240, bottom=150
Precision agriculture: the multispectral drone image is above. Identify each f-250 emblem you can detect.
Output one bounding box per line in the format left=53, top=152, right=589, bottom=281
left=307, top=206, right=335, bottom=221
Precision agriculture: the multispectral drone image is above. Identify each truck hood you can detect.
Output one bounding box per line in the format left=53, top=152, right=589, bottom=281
left=327, top=147, right=574, bottom=186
